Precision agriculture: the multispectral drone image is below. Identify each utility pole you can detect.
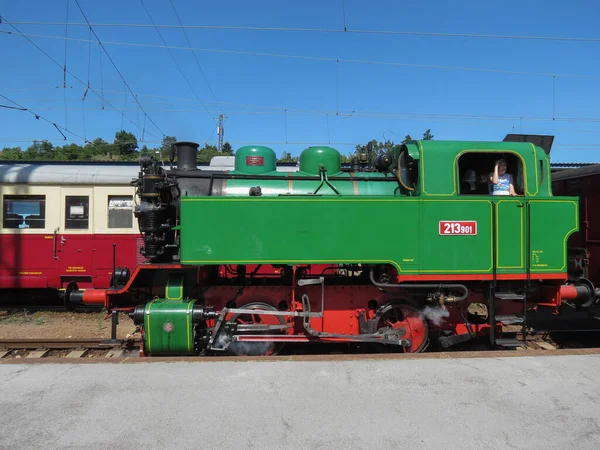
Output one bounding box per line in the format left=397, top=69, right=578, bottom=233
left=217, top=114, right=224, bottom=152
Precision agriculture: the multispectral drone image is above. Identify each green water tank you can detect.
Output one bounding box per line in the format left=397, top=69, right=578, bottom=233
left=234, top=146, right=277, bottom=174
left=299, top=146, right=341, bottom=175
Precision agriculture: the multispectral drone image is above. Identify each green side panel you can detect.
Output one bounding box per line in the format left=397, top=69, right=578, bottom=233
left=419, top=199, right=492, bottom=272
left=496, top=199, right=525, bottom=271
left=181, top=197, right=491, bottom=274
left=180, top=196, right=574, bottom=276
left=165, top=274, right=185, bottom=301
left=180, top=197, right=421, bottom=272
left=144, top=299, right=195, bottom=356
left=529, top=198, right=578, bottom=273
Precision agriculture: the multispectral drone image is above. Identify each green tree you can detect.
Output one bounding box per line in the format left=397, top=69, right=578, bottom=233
left=23, top=140, right=55, bottom=160
left=160, top=135, right=177, bottom=160
left=54, top=143, right=84, bottom=160
left=0, top=146, right=23, bottom=160
left=422, top=129, right=434, bottom=140
left=277, top=151, right=298, bottom=163
left=402, top=134, right=413, bottom=143
left=114, top=130, right=138, bottom=158
left=222, top=142, right=233, bottom=154
left=340, top=153, right=355, bottom=163
left=86, top=138, right=117, bottom=160
left=197, top=144, right=220, bottom=163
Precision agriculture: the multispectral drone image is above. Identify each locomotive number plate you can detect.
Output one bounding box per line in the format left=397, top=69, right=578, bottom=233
left=439, top=221, right=477, bottom=235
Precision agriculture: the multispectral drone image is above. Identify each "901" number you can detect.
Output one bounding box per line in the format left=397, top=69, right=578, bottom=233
left=439, top=221, right=477, bottom=235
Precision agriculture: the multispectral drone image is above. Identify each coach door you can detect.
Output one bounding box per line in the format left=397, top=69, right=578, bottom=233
left=57, top=188, right=94, bottom=280
left=494, top=198, right=526, bottom=274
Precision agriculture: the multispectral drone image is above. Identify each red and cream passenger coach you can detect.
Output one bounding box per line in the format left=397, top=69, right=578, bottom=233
left=0, top=162, right=144, bottom=304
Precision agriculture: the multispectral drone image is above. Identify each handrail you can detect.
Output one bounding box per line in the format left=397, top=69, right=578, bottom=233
left=53, top=227, right=59, bottom=260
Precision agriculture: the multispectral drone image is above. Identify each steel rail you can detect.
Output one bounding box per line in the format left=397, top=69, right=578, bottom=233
left=0, top=338, right=140, bottom=350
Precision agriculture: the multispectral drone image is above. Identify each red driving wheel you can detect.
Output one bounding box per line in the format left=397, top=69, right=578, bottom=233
left=373, top=301, right=429, bottom=353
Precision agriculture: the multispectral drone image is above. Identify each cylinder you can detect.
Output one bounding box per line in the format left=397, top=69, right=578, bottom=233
left=174, top=141, right=199, bottom=171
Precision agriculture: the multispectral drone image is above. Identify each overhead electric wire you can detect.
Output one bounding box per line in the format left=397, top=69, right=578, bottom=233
left=0, top=93, right=87, bottom=142
left=9, top=103, right=600, bottom=137
left=61, top=91, right=600, bottom=136
left=3, top=18, right=600, bottom=151
left=0, top=104, right=27, bottom=111
left=0, top=18, right=162, bottom=140
left=6, top=20, right=600, bottom=43
left=71, top=1, right=165, bottom=136
left=16, top=105, right=600, bottom=125
left=168, top=0, right=224, bottom=115
left=2, top=30, right=598, bottom=81
left=138, top=0, right=215, bottom=120
left=12, top=90, right=600, bottom=135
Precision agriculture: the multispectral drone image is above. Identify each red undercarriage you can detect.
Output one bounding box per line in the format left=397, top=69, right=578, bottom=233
left=77, top=263, right=576, bottom=353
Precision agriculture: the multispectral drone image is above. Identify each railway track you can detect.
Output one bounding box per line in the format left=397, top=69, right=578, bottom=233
left=1, top=336, right=600, bottom=362
left=0, top=338, right=141, bottom=360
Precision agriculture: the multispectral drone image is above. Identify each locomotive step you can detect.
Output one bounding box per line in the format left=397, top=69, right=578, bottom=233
left=495, top=314, right=525, bottom=325
left=495, top=338, right=526, bottom=348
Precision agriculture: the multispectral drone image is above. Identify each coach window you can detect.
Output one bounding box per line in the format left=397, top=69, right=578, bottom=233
left=108, top=195, right=133, bottom=228
left=65, top=196, right=89, bottom=229
left=458, top=153, right=524, bottom=195
left=3, top=195, right=46, bottom=229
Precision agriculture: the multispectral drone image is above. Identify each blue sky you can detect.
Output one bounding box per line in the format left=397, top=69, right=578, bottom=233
left=1, top=0, right=600, bottom=162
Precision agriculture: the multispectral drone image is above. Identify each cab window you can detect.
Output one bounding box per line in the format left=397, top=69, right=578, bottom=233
left=458, top=153, right=524, bottom=195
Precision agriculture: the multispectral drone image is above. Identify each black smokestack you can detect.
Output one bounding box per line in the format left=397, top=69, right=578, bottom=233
left=174, top=141, right=199, bottom=171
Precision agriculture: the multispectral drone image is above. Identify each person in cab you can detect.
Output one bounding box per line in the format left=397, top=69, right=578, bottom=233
left=489, top=158, right=517, bottom=196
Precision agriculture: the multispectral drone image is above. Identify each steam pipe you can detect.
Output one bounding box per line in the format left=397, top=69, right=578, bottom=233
left=368, top=267, right=469, bottom=301
left=169, top=171, right=396, bottom=182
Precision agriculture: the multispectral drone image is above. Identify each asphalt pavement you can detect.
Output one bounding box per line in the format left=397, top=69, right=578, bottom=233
left=1, top=354, right=600, bottom=449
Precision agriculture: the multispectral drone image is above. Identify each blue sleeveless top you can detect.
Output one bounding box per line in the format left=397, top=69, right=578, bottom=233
left=491, top=173, right=512, bottom=195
